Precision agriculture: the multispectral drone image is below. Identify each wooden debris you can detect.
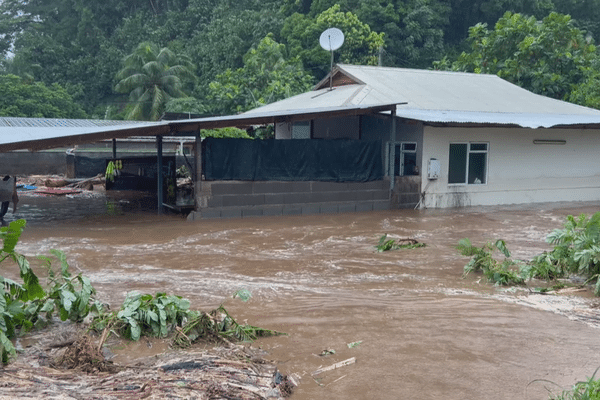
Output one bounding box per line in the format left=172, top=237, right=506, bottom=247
left=312, top=357, right=356, bottom=376
left=2, top=342, right=297, bottom=399
left=44, top=178, right=69, bottom=188
left=67, top=174, right=103, bottom=190
left=34, top=188, right=81, bottom=196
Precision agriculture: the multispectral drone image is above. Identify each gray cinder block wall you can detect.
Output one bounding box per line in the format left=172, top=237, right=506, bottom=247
left=187, top=179, right=391, bottom=220
left=391, top=176, right=421, bottom=209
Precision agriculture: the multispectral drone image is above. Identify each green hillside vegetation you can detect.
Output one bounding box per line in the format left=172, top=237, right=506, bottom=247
left=2, top=0, right=600, bottom=120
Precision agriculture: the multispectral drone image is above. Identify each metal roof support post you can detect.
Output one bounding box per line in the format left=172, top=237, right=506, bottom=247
left=112, top=138, right=117, bottom=159
left=157, top=135, right=163, bottom=214
left=194, top=132, right=202, bottom=212
left=389, top=109, right=396, bottom=190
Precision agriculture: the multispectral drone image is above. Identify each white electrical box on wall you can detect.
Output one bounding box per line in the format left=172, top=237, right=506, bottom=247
left=428, top=158, right=441, bottom=180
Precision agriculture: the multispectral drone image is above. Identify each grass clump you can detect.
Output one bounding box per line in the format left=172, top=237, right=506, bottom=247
left=550, top=371, right=600, bottom=400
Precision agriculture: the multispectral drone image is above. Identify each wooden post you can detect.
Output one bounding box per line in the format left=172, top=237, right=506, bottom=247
left=157, top=135, right=163, bottom=214
left=112, top=138, right=117, bottom=160
left=389, top=109, right=396, bottom=190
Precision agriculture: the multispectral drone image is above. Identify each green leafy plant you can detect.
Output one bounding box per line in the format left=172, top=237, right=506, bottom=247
left=37, top=250, right=103, bottom=323
left=92, top=292, right=193, bottom=341
left=0, top=219, right=45, bottom=363
left=525, top=252, right=567, bottom=281
left=457, top=238, right=524, bottom=286
left=547, top=212, right=600, bottom=277
left=176, top=165, right=190, bottom=178
left=375, top=234, right=426, bottom=252
left=0, top=220, right=104, bottom=364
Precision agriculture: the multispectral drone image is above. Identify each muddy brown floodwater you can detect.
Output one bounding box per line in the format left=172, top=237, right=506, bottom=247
left=5, top=192, right=600, bottom=399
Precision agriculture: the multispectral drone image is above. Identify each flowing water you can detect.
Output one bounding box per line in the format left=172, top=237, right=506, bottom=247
left=5, top=192, right=600, bottom=399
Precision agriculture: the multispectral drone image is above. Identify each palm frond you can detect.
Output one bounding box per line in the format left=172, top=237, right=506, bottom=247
left=115, top=74, right=149, bottom=94
left=150, top=86, right=166, bottom=121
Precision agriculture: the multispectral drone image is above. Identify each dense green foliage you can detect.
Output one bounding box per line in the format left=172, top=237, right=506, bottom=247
left=435, top=12, right=597, bottom=102
left=208, top=34, right=314, bottom=114
left=3, top=0, right=600, bottom=118
left=0, top=220, right=101, bottom=363
left=459, top=212, right=600, bottom=292
left=92, top=291, right=193, bottom=341
left=0, top=74, right=87, bottom=118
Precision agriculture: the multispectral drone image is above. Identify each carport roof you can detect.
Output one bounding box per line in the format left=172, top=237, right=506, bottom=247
left=0, top=103, right=398, bottom=152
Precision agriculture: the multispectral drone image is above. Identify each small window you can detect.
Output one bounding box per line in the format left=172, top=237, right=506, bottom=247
left=448, top=142, right=488, bottom=184
left=291, top=121, right=311, bottom=139
left=402, top=143, right=417, bottom=152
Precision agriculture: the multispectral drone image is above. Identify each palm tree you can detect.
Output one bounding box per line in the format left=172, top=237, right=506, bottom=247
left=115, top=42, right=196, bottom=121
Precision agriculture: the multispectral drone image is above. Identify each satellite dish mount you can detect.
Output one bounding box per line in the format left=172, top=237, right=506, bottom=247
left=319, top=28, right=345, bottom=91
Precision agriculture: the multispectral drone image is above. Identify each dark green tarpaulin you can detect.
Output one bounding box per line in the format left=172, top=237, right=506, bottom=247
left=203, top=138, right=383, bottom=182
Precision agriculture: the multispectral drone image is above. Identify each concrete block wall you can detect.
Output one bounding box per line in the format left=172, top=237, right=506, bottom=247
left=188, top=179, right=391, bottom=220
left=391, top=176, right=421, bottom=209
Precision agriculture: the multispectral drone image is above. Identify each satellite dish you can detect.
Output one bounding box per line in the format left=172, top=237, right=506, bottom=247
left=319, top=28, right=345, bottom=51
left=319, top=28, right=345, bottom=91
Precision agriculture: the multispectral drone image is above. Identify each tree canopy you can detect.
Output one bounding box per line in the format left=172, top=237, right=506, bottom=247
left=115, top=42, right=196, bottom=121
left=434, top=11, right=598, bottom=103
left=282, top=4, right=385, bottom=78
left=208, top=35, right=315, bottom=115
left=2, top=0, right=600, bottom=118
left=0, top=74, right=87, bottom=119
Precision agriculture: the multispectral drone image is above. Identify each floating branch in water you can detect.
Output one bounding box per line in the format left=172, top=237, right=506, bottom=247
left=375, top=234, right=426, bottom=252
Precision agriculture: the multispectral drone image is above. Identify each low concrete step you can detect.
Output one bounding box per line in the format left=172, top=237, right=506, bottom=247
left=190, top=199, right=391, bottom=220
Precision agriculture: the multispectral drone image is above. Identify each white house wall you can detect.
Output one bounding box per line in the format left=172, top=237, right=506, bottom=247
left=421, top=126, right=600, bottom=208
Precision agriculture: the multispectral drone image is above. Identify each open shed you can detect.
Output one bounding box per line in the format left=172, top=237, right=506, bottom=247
left=0, top=102, right=399, bottom=218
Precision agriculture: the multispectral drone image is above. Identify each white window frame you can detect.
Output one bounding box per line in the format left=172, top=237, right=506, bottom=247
left=389, top=141, right=418, bottom=176
left=448, top=142, right=489, bottom=185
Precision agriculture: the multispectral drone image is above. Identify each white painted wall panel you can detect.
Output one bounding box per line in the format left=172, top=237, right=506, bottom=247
left=420, top=126, right=600, bottom=208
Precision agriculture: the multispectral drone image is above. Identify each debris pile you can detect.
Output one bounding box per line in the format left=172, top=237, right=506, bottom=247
left=16, top=174, right=105, bottom=198
left=1, top=330, right=297, bottom=400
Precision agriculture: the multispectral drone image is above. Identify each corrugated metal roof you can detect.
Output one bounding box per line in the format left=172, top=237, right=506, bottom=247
left=169, top=102, right=399, bottom=131
left=394, top=108, right=600, bottom=129
left=0, top=103, right=398, bottom=152
left=0, top=121, right=169, bottom=152
left=249, top=65, right=600, bottom=125
left=337, top=65, right=600, bottom=115
left=0, top=117, right=152, bottom=128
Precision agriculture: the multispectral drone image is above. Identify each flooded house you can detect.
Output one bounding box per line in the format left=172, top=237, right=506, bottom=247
left=3, top=65, right=600, bottom=219
left=243, top=65, right=600, bottom=209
